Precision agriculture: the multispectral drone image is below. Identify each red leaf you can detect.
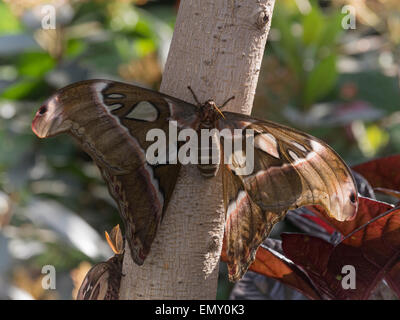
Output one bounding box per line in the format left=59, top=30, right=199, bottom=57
left=282, top=206, right=400, bottom=299
left=220, top=238, right=321, bottom=299
left=308, top=196, right=394, bottom=236
left=352, top=154, right=400, bottom=191
left=281, top=235, right=338, bottom=299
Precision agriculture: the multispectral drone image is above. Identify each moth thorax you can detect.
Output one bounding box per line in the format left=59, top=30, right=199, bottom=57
left=197, top=130, right=221, bottom=178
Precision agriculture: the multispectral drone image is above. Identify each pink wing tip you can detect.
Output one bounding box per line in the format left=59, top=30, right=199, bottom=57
left=31, top=105, right=47, bottom=138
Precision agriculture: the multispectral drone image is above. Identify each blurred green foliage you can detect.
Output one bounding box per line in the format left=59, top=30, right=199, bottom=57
left=271, top=2, right=343, bottom=108
left=0, top=0, right=399, bottom=300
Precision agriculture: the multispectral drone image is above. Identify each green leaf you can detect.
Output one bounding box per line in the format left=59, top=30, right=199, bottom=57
left=271, top=2, right=302, bottom=74
left=134, top=18, right=153, bottom=37
left=318, top=12, right=344, bottom=48
left=1, top=79, right=46, bottom=100
left=66, top=39, right=87, bottom=58
left=0, top=3, right=22, bottom=34
left=302, top=7, right=324, bottom=45
left=18, top=52, right=56, bottom=77
left=134, top=38, right=156, bottom=57
left=303, top=55, right=338, bottom=107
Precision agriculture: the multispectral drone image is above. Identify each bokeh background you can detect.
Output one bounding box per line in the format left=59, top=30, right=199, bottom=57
left=0, top=0, right=399, bottom=299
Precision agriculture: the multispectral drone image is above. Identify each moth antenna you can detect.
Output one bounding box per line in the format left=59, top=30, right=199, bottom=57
left=214, top=106, right=226, bottom=119
left=187, top=86, right=201, bottom=105
left=220, top=96, right=235, bottom=109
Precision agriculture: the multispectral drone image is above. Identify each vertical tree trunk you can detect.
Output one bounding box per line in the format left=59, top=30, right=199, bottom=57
left=119, top=0, right=275, bottom=300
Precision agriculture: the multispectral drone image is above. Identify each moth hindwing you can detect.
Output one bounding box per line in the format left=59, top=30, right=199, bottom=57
left=77, top=255, right=123, bottom=300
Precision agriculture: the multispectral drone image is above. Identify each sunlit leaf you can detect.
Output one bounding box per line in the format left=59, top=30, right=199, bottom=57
left=308, top=196, right=394, bottom=237
left=366, top=124, right=389, bottom=154
left=134, top=38, right=156, bottom=57
left=0, top=3, right=22, bottom=34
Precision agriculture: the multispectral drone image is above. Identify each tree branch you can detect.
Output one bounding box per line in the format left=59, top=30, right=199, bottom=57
left=119, top=0, right=275, bottom=299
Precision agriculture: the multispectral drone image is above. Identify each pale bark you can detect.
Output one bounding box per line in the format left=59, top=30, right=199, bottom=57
left=119, top=0, right=275, bottom=299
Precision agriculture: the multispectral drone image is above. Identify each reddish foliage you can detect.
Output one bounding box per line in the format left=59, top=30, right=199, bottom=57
left=221, top=239, right=322, bottom=299
left=223, top=199, right=400, bottom=299
left=308, top=196, right=394, bottom=236
left=352, top=154, right=400, bottom=191
left=282, top=206, right=400, bottom=299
